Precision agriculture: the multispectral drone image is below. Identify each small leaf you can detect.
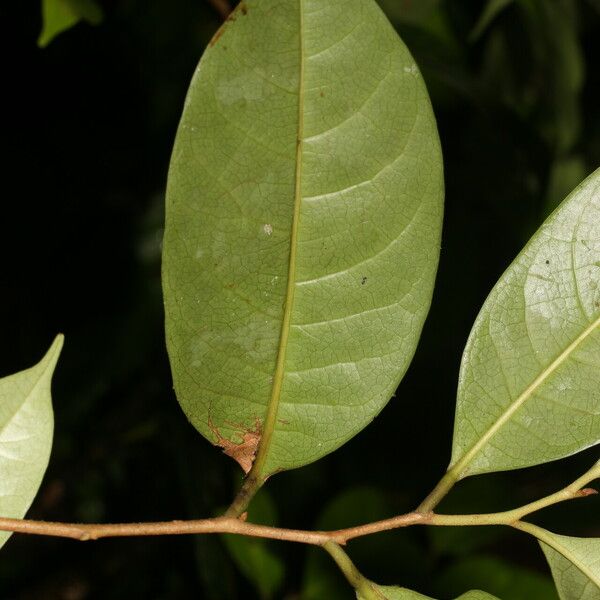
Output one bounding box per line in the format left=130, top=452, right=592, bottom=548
left=0, top=335, right=63, bottom=549
left=540, top=533, right=600, bottom=600
left=357, top=584, right=499, bottom=599
left=163, top=0, right=443, bottom=478
left=450, top=168, right=600, bottom=478
left=38, top=0, right=103, bottom=48
left=469, top=0, right=515, bottom=41
left=434, top=555, right=558, bottom=600
left=376, top=0, right=441, bottom=25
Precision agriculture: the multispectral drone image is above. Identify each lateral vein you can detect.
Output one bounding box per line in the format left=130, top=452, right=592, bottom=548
left=455, top=312, right=600, bottom=477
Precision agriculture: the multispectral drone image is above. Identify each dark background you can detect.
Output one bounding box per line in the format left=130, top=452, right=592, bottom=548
left=1, top=0, right=599, bottom=598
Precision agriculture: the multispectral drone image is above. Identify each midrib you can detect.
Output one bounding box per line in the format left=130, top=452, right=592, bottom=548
left=250, top=0, right=306, bottom=479
left=545, top=538, right=600, bottom=588
left=454, top=312, right=600, bottom=477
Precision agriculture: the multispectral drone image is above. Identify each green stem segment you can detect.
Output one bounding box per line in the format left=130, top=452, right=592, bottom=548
left=416, top=469, right=459, bottom=513
left=323, top=541, right=383, bottom=600
left=223, top=474, right=264, bottom=518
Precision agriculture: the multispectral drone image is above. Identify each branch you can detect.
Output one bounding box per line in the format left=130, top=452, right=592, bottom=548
left=0, top=515, right=331, bottom=545
left=0, top=461, right=597, bottom=544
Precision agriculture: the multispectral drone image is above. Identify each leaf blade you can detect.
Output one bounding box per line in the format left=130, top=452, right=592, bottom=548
left=163, top=0, right=443, bottom=477
left=540, top=533, right=600, bottom=600
left=357, top=585, right=499, bottom=599
left=451, top=168, right=600, bottom=478
left=38, top=0, right=103, bottom=47
left=0, top=335, right=63, bottom=549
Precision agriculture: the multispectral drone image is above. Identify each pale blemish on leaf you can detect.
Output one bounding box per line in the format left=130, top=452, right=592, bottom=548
left=262, top=223, right=273, bottom=236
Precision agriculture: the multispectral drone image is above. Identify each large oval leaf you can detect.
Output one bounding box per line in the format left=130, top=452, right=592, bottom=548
left=163, top=0, right=443, bottom=477
left=0, top=335, right=63, bottom=549
left=450, top=168, right=600, bottom=478
left=540, top=533, right=600, bottom=600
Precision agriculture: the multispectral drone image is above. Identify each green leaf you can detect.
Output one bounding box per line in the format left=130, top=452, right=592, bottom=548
left=0, top=335, right=63, bottom=549
left=540, top=532, right=600, bottom=600
left=163, top=0, right=443, bottom=477
left=376, top=0, right=441, bottom=25
left=470, top=0, right=515, bottom=41
left=434, top=556, right=558, bottom=600
left=357, top=584, right=499, bottom=599
left=38, top=0, right=103, bottom=48
left=221, top=488, right=284, bottom=599
left=451, top=167, right=600, bottom=478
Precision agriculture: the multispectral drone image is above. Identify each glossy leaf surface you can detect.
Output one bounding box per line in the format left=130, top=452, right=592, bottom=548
left=451, top=169, right=600, bottom=478
left=541, top=533, right=600, bottom=600
left=0, top=336, right=63, bottom=549
left=163, top=0, right=443, bottom=477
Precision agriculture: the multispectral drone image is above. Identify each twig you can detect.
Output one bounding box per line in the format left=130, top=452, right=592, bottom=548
left=0, top=461, right=597, bottom=545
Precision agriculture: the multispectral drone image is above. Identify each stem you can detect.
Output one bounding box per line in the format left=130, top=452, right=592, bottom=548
left=416, top=468, right=459, bottom=513
left=0, top=460, right=597, bottom=544
left=323, top=541, right=383, bottom=600
left=0, top=515, right=330, bottom=545
left=223, top=473, right=264, bottom=518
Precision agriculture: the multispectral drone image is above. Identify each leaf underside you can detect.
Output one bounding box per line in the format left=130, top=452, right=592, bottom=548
left=540, top=533, right=600, bottom=600
left=357, top=584, right=499, bottom=599
left=163, top=0, right=443, bottom=477
left=451, top=168, right=600, bottom=478
left=0, top=336, right=62, bottom=549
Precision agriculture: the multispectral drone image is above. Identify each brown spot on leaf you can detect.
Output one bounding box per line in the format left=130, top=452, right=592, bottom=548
left=209, top=27, right=225, bottom=48
left=208, top=418, right=262, bottom=473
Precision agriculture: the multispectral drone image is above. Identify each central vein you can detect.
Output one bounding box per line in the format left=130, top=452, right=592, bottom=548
left=250, top=0, right=306, bottom=480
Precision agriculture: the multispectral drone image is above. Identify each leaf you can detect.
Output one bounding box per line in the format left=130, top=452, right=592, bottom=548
left=434, top=556, right=558, bottom=600
left=357, top=584, right=499, bottom=599
left=163, top=0, right=443, bottom=477
left=221, top=488, right=284, bottom=599
left=376, top=0, right=441, bottom=25
left=450, top=167, right=600, bottom=478
left=470, top=0, right=515, bottom=41
left=38, top=0, right=103, bottom=48
left=540, top=533, right=600, bottom=600
left=0, top=335, right=63, bottom=549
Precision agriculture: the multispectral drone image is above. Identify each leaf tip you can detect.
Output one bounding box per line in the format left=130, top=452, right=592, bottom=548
left=42, top=334, right=65, bottom=371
